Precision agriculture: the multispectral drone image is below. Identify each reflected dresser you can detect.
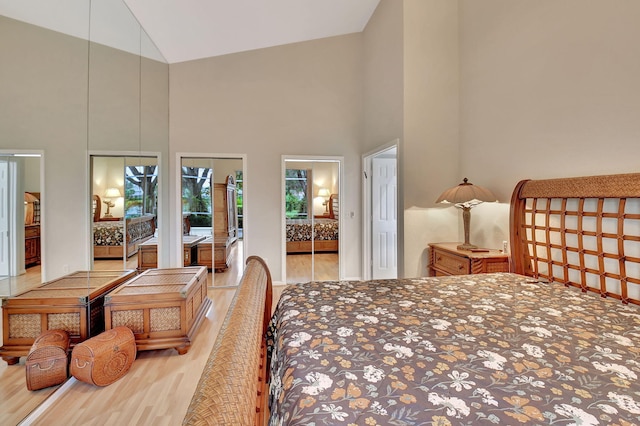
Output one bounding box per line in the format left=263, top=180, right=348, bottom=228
left=137, top=235, right=206, bottom=270
left=104, top=267, right=210, bottom=355
left=0, top=270, right=136, bottom=365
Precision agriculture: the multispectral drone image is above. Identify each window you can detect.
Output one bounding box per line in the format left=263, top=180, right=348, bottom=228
left=285, top=169, right=311, bottom=219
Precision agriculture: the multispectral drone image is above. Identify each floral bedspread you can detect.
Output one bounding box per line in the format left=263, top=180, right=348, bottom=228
left=93, top=221, right=124, bottom=246
left=93, top=216, right=155, bottom=246
left=268, top=273, right=640, bottom=425
left=286, top=218, right=338, bottom=242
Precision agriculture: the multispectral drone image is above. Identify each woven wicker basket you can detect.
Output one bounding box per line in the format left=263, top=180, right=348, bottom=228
left=25, top=329, right=70, bottom=391
left=70, top=326, right=136, bottom=387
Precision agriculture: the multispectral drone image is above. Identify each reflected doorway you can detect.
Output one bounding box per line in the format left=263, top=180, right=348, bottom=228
left=180, top=156, right=244, bottom=287
left=0, top=153, right=44, bottom=297
left=283, top=157, right=341, bottom=284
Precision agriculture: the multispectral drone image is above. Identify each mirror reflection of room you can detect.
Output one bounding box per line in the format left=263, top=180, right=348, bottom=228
left=91, top=155, right=158, bottom=271
left=285, top=160, right=339, bottom=284
left=0, top=154, right=43, bottom=298
left=179, top=157, right=243, bottom=287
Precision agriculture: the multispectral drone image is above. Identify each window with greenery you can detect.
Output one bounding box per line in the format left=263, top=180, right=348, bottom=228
left=182, top=167, right=212, bottom=227
left=285, top=169, right=311, bottom=219
left=125, top=165, right=158, bottom=218
left=235, top=170, right=243, bottom=236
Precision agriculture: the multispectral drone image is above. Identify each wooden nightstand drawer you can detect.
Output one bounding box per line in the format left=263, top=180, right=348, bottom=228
left=433, top=250, right=469, bottom=275
left=25, top=225, right=40, bottom=238
left=428, top=242, right=509, bottom=276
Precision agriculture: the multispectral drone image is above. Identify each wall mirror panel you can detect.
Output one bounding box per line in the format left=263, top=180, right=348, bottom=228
left=91, top=155, right=159, bottom=271
left=0, top=1, right=169, bottom=424
left=178, top=157, right=244, bottom=286
left=284, top=158, right=341, bottom=284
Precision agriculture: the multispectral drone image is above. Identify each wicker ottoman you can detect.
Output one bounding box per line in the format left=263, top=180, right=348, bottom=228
left=70, top=326, right=136, bottom=386
left=104, top=267, right=210, bottom=355
left=25, top=329, right=70, bottom=391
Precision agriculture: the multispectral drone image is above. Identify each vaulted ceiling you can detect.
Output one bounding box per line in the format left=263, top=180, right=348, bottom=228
left=0, top=0, right=381, bottom=63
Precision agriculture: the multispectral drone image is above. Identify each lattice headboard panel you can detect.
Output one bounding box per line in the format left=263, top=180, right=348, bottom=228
left=510, top=173, right=640, bottom=305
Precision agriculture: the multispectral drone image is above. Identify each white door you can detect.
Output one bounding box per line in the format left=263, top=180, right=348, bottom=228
left=371, top=157, right=397, bottom=279
left=0, top=158, right=9, bottom=276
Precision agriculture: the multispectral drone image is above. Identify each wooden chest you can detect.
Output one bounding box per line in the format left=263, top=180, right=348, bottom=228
left=1, top=270, right=136, bottom=365
left=104, top=267, right=210, bottom=354
left=138, top=235, right=206, bottom=270
left=25, top=329, right=70, bottom=391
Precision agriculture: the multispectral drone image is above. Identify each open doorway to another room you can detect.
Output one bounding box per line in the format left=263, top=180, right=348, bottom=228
left=283, top=157, right=341, bottom=284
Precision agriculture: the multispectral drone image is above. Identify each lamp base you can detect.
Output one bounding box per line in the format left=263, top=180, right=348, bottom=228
left=457, top=242, right=478, bottom=251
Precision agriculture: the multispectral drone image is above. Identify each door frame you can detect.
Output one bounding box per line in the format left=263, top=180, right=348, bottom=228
left=175, top=152, right=247, bottom=279
left=362, top=140, right=399, bottom=281
left=281, top=155, right=344, bottom=283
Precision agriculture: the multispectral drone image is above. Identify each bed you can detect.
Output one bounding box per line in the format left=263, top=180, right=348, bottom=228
left=286, top=194, right=339, bottom=253
left=92, top=194, right=156, bottom=258
left=184, top=173, right=640, bottom=425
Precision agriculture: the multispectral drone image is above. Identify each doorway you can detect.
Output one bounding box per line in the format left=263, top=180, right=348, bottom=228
left=363, top=143, right=398, bottom=280
left=283, top=157, right=342, bottom=284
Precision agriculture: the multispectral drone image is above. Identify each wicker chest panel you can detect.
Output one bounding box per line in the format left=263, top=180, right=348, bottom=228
left=1, top=270, right=136, bottom=365
left=104, top=267, right=210, bottom=355
left=25, top=329, right=70, bottom=391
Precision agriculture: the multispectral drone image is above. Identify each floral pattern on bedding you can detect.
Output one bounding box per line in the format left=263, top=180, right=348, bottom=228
left=286, top=218, right=338, bottom=242
left=268, top=273, right=640, bottom=425
left=93, top=216, right=155, bottom=246
left=93, top=221, right=124, bottom=246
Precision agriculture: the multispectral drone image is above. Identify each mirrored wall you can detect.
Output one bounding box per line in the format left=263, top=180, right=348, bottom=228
left=179, top=156, right=244, bottom=286
left=284, top=158, right=341, bottom=283
left=0, top=1, right=169, bottom=423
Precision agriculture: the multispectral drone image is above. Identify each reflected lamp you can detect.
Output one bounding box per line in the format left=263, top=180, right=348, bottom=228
left=435, top=178, right=497, bottom=250
left=317, top=188, right=331, bottom=213
left=103, top=187, right=122, bottom=217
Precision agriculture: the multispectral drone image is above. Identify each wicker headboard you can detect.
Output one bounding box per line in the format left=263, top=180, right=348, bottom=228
left=329, top=193, right=339, bottom=219
left=510, top=173, right=640, bottom=305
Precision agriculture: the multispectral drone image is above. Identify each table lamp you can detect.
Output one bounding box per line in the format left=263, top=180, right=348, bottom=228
left=436, top=178, right=497, bottom=250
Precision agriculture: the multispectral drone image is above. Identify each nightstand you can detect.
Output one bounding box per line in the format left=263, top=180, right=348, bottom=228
left=428, top=242, right=510, bottom=276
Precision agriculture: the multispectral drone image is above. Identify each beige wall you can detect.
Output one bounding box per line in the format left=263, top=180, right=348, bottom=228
left=169, top=34, right=363, bottom=281
left=402, top=0, right=461, bottom=277
left=1, top=16, right=89, bottom=280
left=1, top=16, right=169, bottom=281
left=459, top=0, right=640, bottom=251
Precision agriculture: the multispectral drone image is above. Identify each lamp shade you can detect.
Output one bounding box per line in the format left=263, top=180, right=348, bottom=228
left=435, top=178, right=497, bottom=208
left=317, top=188, right=331, bottom=198
left=104, top=187, right=122, bottom=199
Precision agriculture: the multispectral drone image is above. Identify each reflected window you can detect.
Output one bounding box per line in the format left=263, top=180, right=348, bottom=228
left=285, top=169, right=311, bottom=219
left=182, top=166, right=213, bottom=229
left=125, top=165, right=158, bottom=217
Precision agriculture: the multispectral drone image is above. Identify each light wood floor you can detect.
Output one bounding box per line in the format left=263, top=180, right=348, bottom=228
left=1, top=240, right=288, bottom=426
left=286, top=252, right=339, bottom=284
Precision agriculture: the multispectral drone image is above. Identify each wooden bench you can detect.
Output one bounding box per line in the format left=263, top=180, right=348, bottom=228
left=183, top=256, right=272, bottom=425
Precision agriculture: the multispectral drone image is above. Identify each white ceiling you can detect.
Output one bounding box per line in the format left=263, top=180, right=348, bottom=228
left=0, top=0, right=380, bottom=64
